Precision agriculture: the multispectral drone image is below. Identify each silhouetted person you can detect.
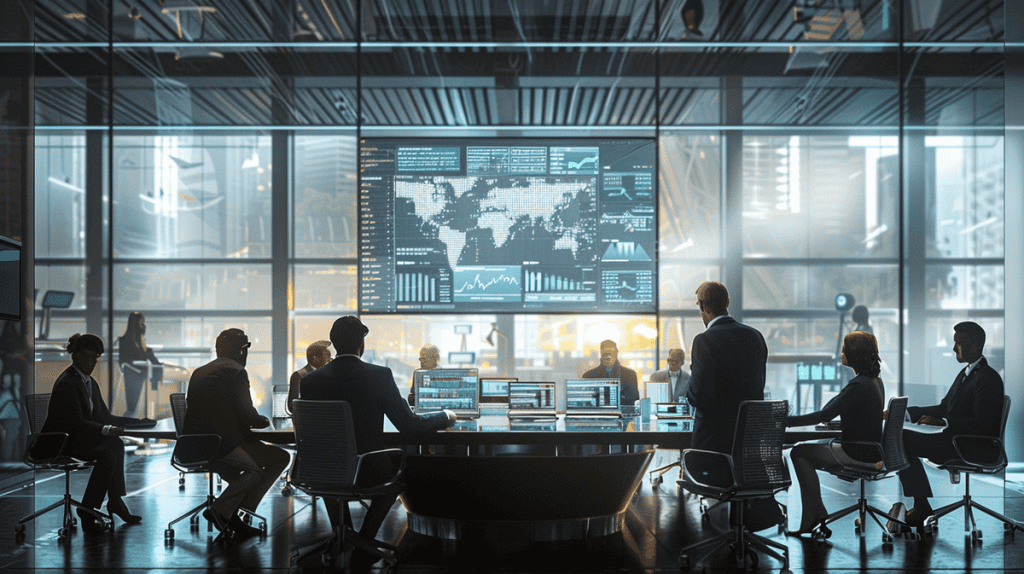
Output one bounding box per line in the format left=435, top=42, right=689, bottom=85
left=287, top=340, right=331, bottom=413
left=785, top=331, right=885, bottom=536
left=183, top=328, right=290, bottom=538
left=891, top=321, right=1003, bottom=530
left=117, top=312, right=162, bottom=418
left=38, top=333, right=144, bottom=530
left=408, top=344, right=441, bottom=404
left=650, top=348, right=690, bottom=401
left=851, top=305, right=872, bottom=335
left=301, top=316, right=454, bottom=567
left=582, top=340, right=640, bottom=406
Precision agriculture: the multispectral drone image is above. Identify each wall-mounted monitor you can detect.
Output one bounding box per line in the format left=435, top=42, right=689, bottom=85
left=454, top=324, right=472, bottom=334
left=359, top=138, right=657, bottom=314
left=0, top=235, right=21, bottom=321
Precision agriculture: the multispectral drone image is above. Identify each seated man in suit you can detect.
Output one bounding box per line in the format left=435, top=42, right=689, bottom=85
left=301, top=316, right=455, bottom=565
left=287, top=340, right=331, bottom=413
left=892, top=321, right=1004, bottom=529
left=39, top=333, right=147, bottom=531
left=650, top=348, right=690, bottom=402
left=582, top=339, right=640, bottom=406
left=407, top=344, right=441, bottom=403
left=183, top=328, right=290, bottom=538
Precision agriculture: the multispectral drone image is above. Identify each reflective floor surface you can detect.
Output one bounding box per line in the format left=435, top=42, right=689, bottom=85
left=2, top=447, right=1024, bottom=572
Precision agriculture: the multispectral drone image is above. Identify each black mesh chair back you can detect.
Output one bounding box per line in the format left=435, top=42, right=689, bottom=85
left=291, top=399, right=359, bottom=490
left=169, top=393, right=187, bottom=436
left=881, top=396, right=909, bottom=472
left=24, top=394, right=50, bottom=434
left=730, top=400, right=791, bottom=492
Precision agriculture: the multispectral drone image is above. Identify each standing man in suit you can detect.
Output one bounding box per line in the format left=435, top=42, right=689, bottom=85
left=183, top=328, right=290, bottom=537
left=39, top=333, right=145, bottom=531
left=650, top=348, right=690, bottom=402
left=687, top=281, right=768, bottom=454
left=301, top=316, right=455, bottom=560
left=893, top=321, right=1004, bottom=528
left=582, top=340, right=640, bottom=406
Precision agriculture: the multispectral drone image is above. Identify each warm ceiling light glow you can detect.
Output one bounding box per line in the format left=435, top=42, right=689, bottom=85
left=64, top=12, right=86, bottom=19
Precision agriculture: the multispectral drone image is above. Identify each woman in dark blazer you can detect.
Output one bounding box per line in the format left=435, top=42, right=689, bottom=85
left=785, top=330, right=885, bottom=535
left=39, top=333, right=145, bottom=530
left=117, top=312, right=161, bottom=418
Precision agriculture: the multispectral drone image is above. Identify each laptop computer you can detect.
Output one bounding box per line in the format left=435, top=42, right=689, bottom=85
left=655, top=400, right=692, bottom=419
left=564, top=378, right=622, bottom=419
left=506, top=381, right=558, bottom=421
left=480, top=377, right=517, bottom=406
left=413, top=368, right=481, bottom=420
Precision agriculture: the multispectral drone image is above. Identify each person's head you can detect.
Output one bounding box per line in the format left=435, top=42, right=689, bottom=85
left=419, top=345, right=440, bottom=370
left=953, top=321, right=986, bottom=364
left=306, top=340, right=332, bottom=369
left=841, top=331, right=881, bottom=378
left=216, top=328, right=251, bottom=367
left=124, top=311, right=146, bottom=339
left=330, top=316, right=369, bottom=357
left=666, top=348, right=686, bottom=372
left=851, top=305, right=870, bottom=326
left=599, top=340, right=619, bottom=369
left=67, top=333, right=104, bottom=376
left=696, top=281, right=729, bottom=326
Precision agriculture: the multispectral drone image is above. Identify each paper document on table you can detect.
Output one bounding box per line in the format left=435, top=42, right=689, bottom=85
left=905, top=421, right=946, bottom=434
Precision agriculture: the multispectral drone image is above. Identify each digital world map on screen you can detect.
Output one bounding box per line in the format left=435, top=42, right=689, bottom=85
left=359, top=138, right=655, bottom=313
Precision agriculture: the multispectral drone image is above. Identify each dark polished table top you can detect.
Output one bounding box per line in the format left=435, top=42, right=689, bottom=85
left=125, top=411, right=838, bottom=448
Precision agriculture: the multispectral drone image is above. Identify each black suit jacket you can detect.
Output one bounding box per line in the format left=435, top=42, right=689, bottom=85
left=40, top=366, right=136, bottom=453
left=908, top=356, right=1004, bottom=439
left=581, top=363, right=640, bottom=406
left=183, top=357, right=267, bottom=459
left=300, top=355, right=449, bottom=454
left=686, top=316, right=768, bottom=454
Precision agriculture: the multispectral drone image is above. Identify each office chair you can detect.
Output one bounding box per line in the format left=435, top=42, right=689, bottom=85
left=808, top=396, right=911, bottom=543
left=921, top=395, right=1023, bottom=541
left=16, top=393, right=111, bottom=539
left=291, top=399, right=406, bottom=570
left=678, top=400, right=791, bottom=570
left=164, top=393, right=266, bottom=543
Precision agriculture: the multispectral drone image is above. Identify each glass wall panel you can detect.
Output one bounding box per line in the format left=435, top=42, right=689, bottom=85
left=111, top=134, right=272, bottom=258
left=656, top=315, right=706, bottom=362
left=911, top=316, right=1005, bottom=406
left=293, top=134, right=357, bottom=258
left=903, top=47, right=1003, bottom=127
left=30, top=0, right=111, bottom=42
left=659, top=264, right=720, bottom=311
left=35, top=47, right=109, bottom=127
left=34, top=265, right=87, bottom=311
left=925, top=264, right=1004, bottom=310
left=35, top=133, right=87, bottom=258
left=113, top=263, right=272, bottom=311
left=366, top=0, right=658, bottom=42
left=902, top=0, right=1004, bottom=42
left=743, top=134, right=900, bottom=258
left=743, top=265, right=899, bottom=310
left=292, top=265, right=357, bottom=311
left=360, top=48, right=656, bottom=126
left=658, top=133, right=720, bottom=261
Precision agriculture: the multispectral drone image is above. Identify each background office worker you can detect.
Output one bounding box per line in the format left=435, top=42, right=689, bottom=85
left=117, top=312, right=162, bottom=418
left=894, top=321, right=1004, bottom=528
left=39, top=333, right=144, bottom=530
left=183, top=328, right=290, bottom=537
left=582, top=340, right=640, bottom=406
left=301, top=316, right=455, bottom=560
left=407, top=344, right=441, bottom=403
left=650, top=348, right=690, bottom=402
left=785, top=331, right=885, bottom=536
left=287, top=340, right=332, bottom=413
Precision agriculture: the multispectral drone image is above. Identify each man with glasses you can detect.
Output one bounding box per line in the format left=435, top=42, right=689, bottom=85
left=183, top=328, right=289, bottom=538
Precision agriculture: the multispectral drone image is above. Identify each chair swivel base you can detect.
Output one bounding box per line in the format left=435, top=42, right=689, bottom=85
left=925, top=492, right=1024, bottom=541
left=15, top=469, right=111, bottom=540
left=292, top=526, right=397, bottom=570
left=678, top=501, right=787, bottom=571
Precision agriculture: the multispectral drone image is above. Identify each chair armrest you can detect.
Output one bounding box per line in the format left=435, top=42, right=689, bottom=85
left=680, top=448, right=736, bottom=492
left=952, top=435, right=1005, bottom=468
left=828, top=440, right=885, bottom=469
left=354, top=448, right=407, bottom=490
left=24, top=432, right=69, bottom=465
left=172, top=434, right=222, bottom=471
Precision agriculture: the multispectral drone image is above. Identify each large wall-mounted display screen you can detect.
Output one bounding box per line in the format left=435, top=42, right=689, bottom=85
left=359, top=138, right=656, bottom=314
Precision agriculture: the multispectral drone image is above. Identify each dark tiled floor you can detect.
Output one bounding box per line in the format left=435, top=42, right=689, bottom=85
left=2, top=447, right=1024, bottom=572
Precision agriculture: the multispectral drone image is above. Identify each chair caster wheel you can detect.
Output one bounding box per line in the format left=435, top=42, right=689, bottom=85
left=882, top=533, right=893, bottom=544
left=14, top=524, right=25, bottom=535
left=971, top=530, right=983, bottom=542
left=165, top=528, right=174, bottom=540
left=260, top=522, right=267, bottom=535
left=745, top=548, right=759, bottom=568
left=679, top=553, right=690, bottom=568
left=58, top=528, right=68, bottom=539
left=71, top=517, right=78, bottom=527
left=282, top=486, right=293, bottom=496
left=813, top=524, right=832, bottom=540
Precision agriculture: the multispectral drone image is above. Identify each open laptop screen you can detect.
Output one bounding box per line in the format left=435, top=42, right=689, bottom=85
left=480, top=377, right=518, bottom=404
left=508, top=382, right=556, bottom=410
left=564, top=379, right=620, bottom=413
left=414, top=368, right=480, bottom=416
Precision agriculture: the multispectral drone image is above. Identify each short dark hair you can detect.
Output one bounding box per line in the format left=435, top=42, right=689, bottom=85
left=599, top=340, right=617, bottom=350
left=851, top=305, right=869, bottom=324
left=330, top=316, right=368, bottom=355
left=954, top=321, right=986, bottom=352
left=67, top=333, right=104, bottom=355
left=215, top=328, right=250, bottom=358
left=842, top=331, right=881, bottom=378
left=696, top=281, right=729, bottom=316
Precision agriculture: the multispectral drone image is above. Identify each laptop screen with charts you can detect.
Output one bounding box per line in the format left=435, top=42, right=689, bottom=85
left=479, top=377, right=518, bottom=405
left=506, top=382, right=558, bottom=420
left=564, top=379, right=621, bottom=418
left=413, top=368, right=480, bottom=419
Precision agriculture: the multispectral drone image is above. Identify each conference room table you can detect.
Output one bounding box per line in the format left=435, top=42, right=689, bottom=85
left=127, top=413, right=838, bottom=541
